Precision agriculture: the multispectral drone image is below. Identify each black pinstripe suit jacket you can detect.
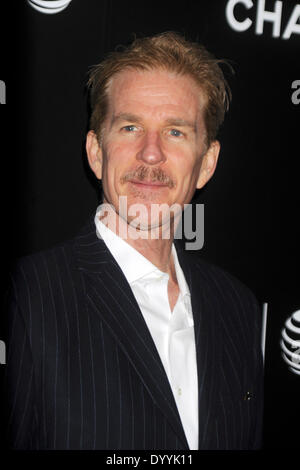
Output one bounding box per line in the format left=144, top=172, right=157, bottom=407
left=2, top=213, right=264, bottom=450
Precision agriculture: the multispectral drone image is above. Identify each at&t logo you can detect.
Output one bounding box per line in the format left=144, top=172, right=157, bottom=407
left=27, top=0, right=73, bottom=14
left=280, top=310, right=300, bottom=375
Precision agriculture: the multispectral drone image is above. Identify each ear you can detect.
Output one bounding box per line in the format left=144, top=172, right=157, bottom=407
left=196, top=140, right=220, bottom=189
left=86, top=130, right=103, bottom=180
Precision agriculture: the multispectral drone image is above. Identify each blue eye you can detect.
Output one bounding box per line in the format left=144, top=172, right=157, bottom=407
left=123, top=125, right=137, bottom=132
left=170, top=129, right=182, bottom=137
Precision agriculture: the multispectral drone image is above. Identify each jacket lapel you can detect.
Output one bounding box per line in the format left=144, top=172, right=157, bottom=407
left=74, top=215, right=189, bottom=449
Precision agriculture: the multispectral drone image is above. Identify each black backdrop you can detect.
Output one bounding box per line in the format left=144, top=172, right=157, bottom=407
left=0, top=0, right=299, bottom=451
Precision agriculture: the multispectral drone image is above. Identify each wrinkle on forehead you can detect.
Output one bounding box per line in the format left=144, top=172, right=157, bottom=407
left=106, top=68, right=207, bottom=115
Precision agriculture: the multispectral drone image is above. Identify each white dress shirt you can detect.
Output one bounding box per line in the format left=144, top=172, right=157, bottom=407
left=94, top=208, right=199, bottom=450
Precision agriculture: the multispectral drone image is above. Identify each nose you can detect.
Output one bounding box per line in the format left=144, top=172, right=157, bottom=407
left=136, top=131, right=166, bottom=165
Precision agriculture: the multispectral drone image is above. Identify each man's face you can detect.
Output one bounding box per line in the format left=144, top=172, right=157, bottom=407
left=87, top=68, right=220, bottom=230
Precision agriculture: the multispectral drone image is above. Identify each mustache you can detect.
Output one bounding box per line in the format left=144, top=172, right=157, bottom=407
left=120, top=165, right=176, bottom=188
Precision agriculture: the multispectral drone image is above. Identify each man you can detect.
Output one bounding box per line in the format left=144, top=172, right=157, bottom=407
left=3, top=32, right=263, bottom=450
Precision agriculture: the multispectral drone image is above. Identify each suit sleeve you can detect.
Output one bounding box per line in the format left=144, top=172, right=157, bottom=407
left=2, top=274, right=39, bottom=449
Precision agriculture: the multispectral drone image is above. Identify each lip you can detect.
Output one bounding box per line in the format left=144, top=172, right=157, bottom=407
left=128, top=179, right=169, bottom=188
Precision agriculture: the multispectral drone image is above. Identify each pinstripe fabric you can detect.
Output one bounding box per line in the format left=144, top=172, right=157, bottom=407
left=2, top=213, right=264, bottom=449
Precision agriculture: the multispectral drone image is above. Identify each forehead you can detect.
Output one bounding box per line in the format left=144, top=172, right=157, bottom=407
left=106, top=68, right=206, bottom=122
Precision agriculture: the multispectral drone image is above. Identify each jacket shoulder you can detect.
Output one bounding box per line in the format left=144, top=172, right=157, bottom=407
left=187, top=252, right=259, bottom=307
left=8, top=239, right=76, bottom=300
left=182, top=251, right=263, bottom=343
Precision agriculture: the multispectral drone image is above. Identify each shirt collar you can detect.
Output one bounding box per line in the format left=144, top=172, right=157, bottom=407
left=172, top=244, right=190, bottom=298
left=95, top=210, right=159, bottom=283
left=94, top=207, right=191, bottom=298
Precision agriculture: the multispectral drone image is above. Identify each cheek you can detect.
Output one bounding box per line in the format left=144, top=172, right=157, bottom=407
left=171, top=150, right=200, bottom=180
left=105, top=142, right=135, bottom=170
left=101, top=145, right=134, bottom=198
left=173, top=160, right=202, bottom=197
left=101, top=144, right=124, bottom=176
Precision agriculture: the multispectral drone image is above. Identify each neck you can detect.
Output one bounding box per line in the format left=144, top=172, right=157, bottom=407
left=127, top=236, right=175, bottom=277
left=98, top=200, right=181, bottom=279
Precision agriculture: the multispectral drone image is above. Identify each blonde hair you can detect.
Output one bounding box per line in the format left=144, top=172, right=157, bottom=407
left=87, top=31, right=232, bottom=146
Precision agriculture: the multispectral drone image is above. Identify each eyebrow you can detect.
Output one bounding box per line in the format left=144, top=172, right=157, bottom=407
left=111, top=113, right=196, bottom=131
left=111, top=113, right=142, bottom=127
left=164, top=117, right=196, bottom=131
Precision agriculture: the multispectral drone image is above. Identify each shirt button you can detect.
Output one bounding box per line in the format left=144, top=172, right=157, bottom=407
left=177, top=387, right=182, bottom=396
left=243, top=391, right=253, bottom=401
